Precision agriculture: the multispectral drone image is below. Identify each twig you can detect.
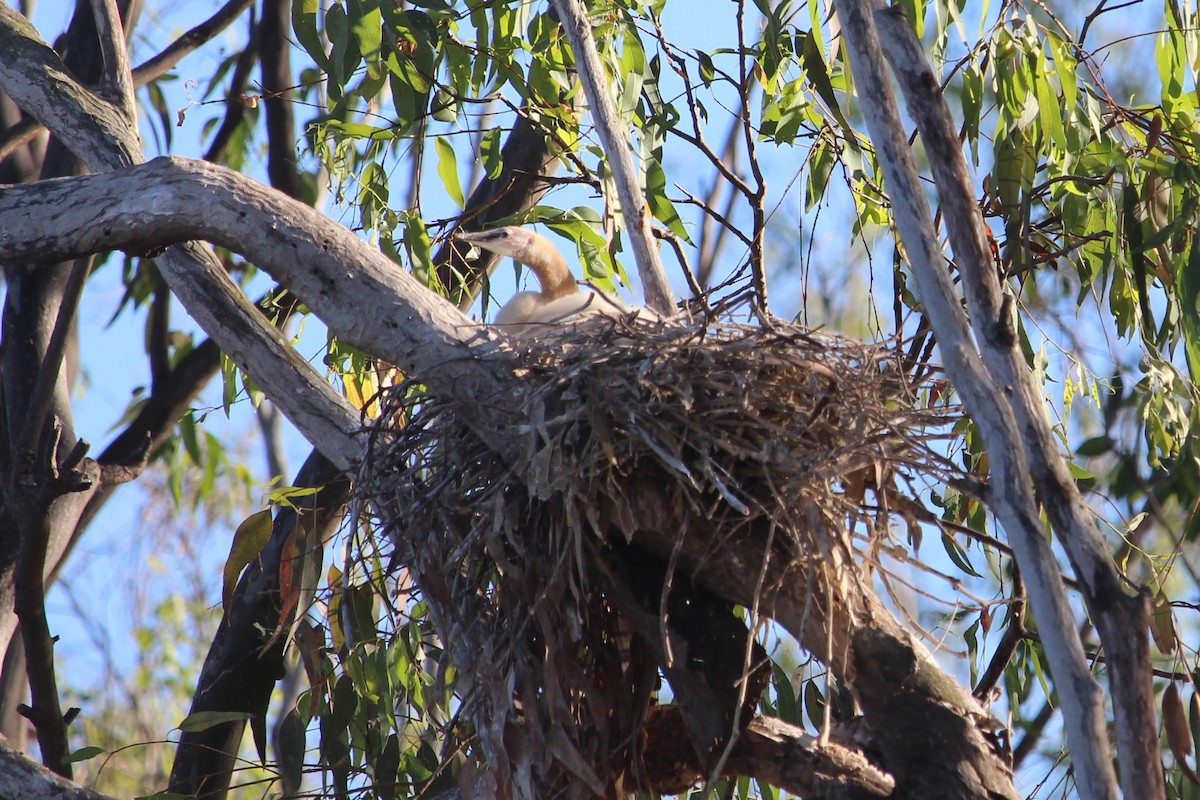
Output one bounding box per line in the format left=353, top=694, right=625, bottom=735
left=734, top=0, right=769, bottom=316
left=202, top=12, right=259, bottom=164
left=653, top=227, right=710, bottom=310
left=0, top=116, right=40, bottom=163
left=973, top=566, right=1025, bottom=699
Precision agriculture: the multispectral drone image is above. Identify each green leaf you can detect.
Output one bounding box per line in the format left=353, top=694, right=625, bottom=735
left=68, top=746, right=104, bottom=763
left=645, top=159, right=689, bottom=243
left=351, top=0, right=383, bottom=65
left=802, top=679, right=826, bottom=728
left=940, top=533, right=983, bottom=578
left=292, top=0, right=328, bottom=71
left=178, top=710, right=252, bottom=733
left=801, top=31, right=854, bottom=140
left=770, top=662, right=797, bottom=723
left=434, top=138, right=465, bottom=209
left=480, top=127, right=503, bottom=180
left=221, top=509, right=273, bottom=615
left=220, top=353, right=237, bottom=417
left=431, top=89, right=458, bottom=123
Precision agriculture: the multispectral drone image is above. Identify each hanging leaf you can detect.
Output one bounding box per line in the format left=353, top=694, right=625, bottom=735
left=435, top=138, right=465, bottom=209
left=1151, top=590, right=1177, bottom=654
left=1164, top=682, right=1199, bottom=784
left=221, top=509, right=273, bottom=616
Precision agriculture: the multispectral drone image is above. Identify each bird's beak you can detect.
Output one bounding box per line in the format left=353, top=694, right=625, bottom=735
left=454, top=229, right=506, bottom=245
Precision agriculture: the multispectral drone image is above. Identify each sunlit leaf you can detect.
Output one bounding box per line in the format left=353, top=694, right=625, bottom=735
left=435, top=138, right=465, bottom=209
left=221, top=509, right=273, bottom=615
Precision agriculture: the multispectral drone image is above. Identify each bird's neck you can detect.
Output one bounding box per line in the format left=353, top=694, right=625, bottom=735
left=524, top=248, right=577, bottom=300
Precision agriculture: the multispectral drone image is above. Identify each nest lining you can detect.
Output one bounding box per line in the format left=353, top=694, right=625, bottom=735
left=359, top=317, right=963, bottom=796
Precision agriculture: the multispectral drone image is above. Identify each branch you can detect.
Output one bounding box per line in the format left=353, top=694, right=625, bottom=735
left=433, top=112, right=560, bottom=310
left=169, top=452, right=348, bottom=799
left=0, top=734, right=114, bottom=800
left=0, top=9, right=368, bottom=470
left=871, top=10, right=1160, bottom=797
left=259, top=0, right=300, bottom=199
left=621, top=498, right=1018, bottom=797
left=0, top=4, right=138, bottom=171
left=641, top=708, right=894, bottom=798
left=832, top=1, right=1120, bottom=796
left=132, top=0, right=254, bottom=86
left=0, top=157, right=522, bottom=463
left=87, top=0, right=134, bottom=121
left=548, top=0, right=675, bottom=314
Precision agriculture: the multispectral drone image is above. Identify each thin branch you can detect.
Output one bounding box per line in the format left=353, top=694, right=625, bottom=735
left=201, top=11, right=259, bottom=164
left=259, top=0, right=301, bottom=199
left=16, top=257, right=90, bottom=461
left=734, top=0, right=769, bottom=314
left=0, top=116, right=40, bottom=163
left=11, top=425, right=92, bottom=779
left=549, top=0, right=675, bottom=314
left=973, top=566, right=1025, bottom=700
left=131, top=0, right=253, bottom=86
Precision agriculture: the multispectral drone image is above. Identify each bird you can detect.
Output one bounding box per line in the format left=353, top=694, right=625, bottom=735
left=455, top=226, right=657, bottom=335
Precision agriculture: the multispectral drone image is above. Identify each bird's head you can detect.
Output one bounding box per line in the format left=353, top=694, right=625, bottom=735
left=454, top=225, right=577, bottom=299
left=454, top=226, right=538, bottom=261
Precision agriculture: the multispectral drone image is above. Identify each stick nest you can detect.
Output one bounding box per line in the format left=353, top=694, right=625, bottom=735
left=359, top=317, right=962, bottom=797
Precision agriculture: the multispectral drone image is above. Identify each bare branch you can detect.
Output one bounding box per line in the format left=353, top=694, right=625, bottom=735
left=0, top=115, right=40, bottom=164
left=0, top=4, right=138, bottom=171
left=549, top=0, right=675, bottom=314
left=88, top=0, right=134, bottom=121
left=260, top=0, right=300, bottom=199
left=132, top=0, right=253, bottom=86
left=833, top=0, right=1120, bottom=796
left=0, top=157, right=524, bottom=462
left=15, top=257, right=91, bottom=462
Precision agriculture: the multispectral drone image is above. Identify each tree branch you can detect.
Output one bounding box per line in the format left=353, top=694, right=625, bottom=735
left=87, top=0, right=134, bottom=121
left=259, top=0, right=300, bottom=200
left=0, top=157, right=522, bottom=463
left=548, top=0, right=675, bottom=314
left=168, top=451, right=348, bottom=800
left=0, top=4, right=138, bottom=171
left=0, top=733, right=114, bottom=799
left=833, top=1, right=1120, bottom=796
left=871, top=9, right=1160, bottom=796
left=132, top=0, right=253, bottom=86
left=433, top=112, right=560, bottom=311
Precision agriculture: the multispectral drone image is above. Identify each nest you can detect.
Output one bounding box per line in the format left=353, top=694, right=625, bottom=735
left=360, top=317, right=962, bottom=798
